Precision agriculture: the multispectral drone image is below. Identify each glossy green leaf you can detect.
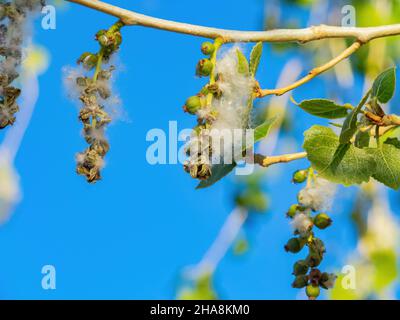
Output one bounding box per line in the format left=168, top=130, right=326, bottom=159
left=339, top=90, right=370, bottom=144
left=297, top=99, right=350, bottom=119
left=371, top=67, right=396, bottom=103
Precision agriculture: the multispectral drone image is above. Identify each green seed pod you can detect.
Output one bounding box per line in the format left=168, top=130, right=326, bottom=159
left=287, top=204, right=300, bottom=219
left=96, top=29, right=109, bottom=46
left=293, top=260, right=309, bottom=276
left=292, top=169, right=308, bottom=184
left=201, top=42, right=215, bottom=55
left=196, top=59, right=213, bottom=77
left=313, top=213, right=332, bottom=230
left=305, top=284, right=320, bottom=299
left=78, top=52, right=98, bottom=70
left=184, top=96, right=202, bottom=114
left=292, top=275, right=309, bottom=289
left=284, top=237, right=304, bottom=254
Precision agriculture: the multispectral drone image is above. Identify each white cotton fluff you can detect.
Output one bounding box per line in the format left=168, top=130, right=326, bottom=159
left=62, top=63, right=124, bottom=122
left=62, top=66, right=86, bottom=101
left=208, top=47, right=255, bottom=162
left=291, top=213, right=313, bottom=235
left=297, top=177, right=337, bottom=212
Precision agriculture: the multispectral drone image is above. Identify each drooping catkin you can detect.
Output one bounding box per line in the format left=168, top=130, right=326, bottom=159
left=0, top=0, right=44, bottom=129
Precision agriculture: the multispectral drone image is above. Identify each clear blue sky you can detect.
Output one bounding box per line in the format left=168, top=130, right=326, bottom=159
left=0, top=0, right=398, bottom=299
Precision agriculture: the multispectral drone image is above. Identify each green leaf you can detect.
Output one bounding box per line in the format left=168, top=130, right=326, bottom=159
left=371, top=67, right=396, bottom=103
left=297, top=99, right=350, bottom=119
left=253, top=117, right=277, bottom=144
left=339, top=90, right=370, bottom=144
left=242, top=117, right=276, bottom=151
left=196, top=163, right=237, bottom=189
left=354, top=130, right=370, bottom=148
left=236, top=49, right=249, bottom=75
left=303, top=126, right=376, bottom=186
left=366, top=139, right=400, bottom=189
left=249, top=42, right=263, bottom=77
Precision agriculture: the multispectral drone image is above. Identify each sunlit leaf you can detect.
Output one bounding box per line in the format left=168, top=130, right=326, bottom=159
left=303, top=126, right=376, bottom=185
left=371, top=67, right=396, bottom=103
left=249, top=42, right=263, bottom=76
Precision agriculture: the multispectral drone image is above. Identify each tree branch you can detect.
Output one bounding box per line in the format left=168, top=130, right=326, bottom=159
left=257, top=41, right=363, bottom=97
left=67, top=0, right=400, bottom=43
left=254, top=152, right=307, bottom=167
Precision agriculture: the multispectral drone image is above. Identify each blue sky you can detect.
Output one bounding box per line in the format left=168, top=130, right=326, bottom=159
left=0, top=0, right=398, bottom=299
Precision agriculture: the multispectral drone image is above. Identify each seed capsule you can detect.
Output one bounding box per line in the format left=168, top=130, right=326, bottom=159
left=196, top=59, right=213, bottom=77
left=306, top=284, right=320, bottom=299
left=313, top=213, right=332, bottom=229
left=184, top=96, right=202, bottom=114
left=287, top=204, right=300, bottom=219
left=284, top=237, right=304, bottom=253
left=78, top=52, right=98, bottom=70
left=292, top=275, right=308, bottom=288
left=292, top=169, right=308, bottom=184
left=293, top=260, right=309, bottom=276
left=306, top=253, right=322, bottom=268
left=201, top=42, right=215, bottom=55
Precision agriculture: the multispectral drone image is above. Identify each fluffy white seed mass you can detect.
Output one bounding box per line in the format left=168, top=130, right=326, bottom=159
left=291, top=212, right=313, bottom=235
left=297, top=177, right=337, bottom=211
left=190, top=47, right=255, bottom=165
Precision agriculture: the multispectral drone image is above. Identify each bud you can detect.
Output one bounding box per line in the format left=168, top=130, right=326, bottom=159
left=292, top=169, right=308, bottom=184
left=284, top=237, right=304, bottom=254
left=293, top=260, right=309, bottom=276
left=78, top=52, right=98, bottom=70
left=313, top=213, right=332, bottom=229
left=196, top=59, right=213, bottom=77
left=305, top=284, right=320, bottom=299
left=184, top=96, right=202, bottom=114
left=292, top=275, right=308, bottom=288
left=201, top=42, right=215, bottom=55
